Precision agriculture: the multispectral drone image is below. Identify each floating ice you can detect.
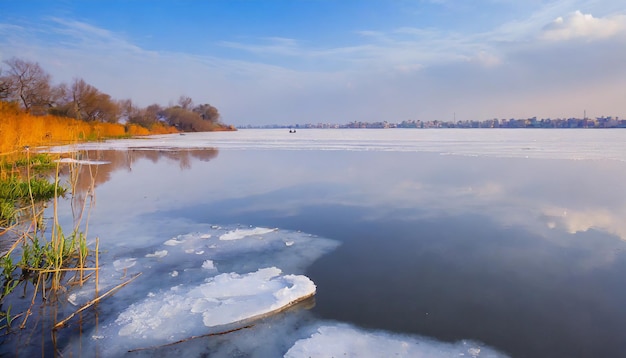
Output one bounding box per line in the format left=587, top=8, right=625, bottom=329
left=201, top=259, right=215, bottom=270
left=68, top=293, right=78, bottom=306
left=62, top=225, right=339, bottom=355
left=115, top=267, right=315, bottom=339
left=61, top=224, right=508, bottom=357
left=48, top=129, right=626, bottom=162
left=219, top=227, right=277, bottom=241
left=113, top=258, right=136, bottom=271
left=54, top=158, right=110, bottom=165
left=145, top=250, right=168, bottom=258
left=285, top=324, right=506, bottom=358
left=164, top=238, right=185, bottom=246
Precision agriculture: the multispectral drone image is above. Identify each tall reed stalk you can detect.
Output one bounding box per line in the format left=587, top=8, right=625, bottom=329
left=0, top=149, right=100, bottom=336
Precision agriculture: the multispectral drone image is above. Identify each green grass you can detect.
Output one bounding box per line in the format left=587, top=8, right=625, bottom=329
left=0, top=153, right=99, bottom=338
left=0, top=176, right=64, bottom=226
left=0, top=153, right=56, bottom=171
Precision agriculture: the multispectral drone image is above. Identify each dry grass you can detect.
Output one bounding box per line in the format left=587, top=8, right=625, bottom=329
left=0, top=102, right=178, bottom=337
left=0, top=101, right=178, bottom=163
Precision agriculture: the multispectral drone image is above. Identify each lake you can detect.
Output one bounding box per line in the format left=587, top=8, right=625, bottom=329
left=3, top=128, right=626, bottom=357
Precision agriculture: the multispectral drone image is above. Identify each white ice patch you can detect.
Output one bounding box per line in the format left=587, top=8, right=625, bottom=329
left=54, top=158, right=110, bottom=165
left=115, top=267, right=315, bottom=339
left=49, top=129, right=626, bottom=162
left=145, top=250, right=168, bottom=258
left=219, top=227, right=277, bottom=241
left=113, top=258, right=136, bottom=271
left=68, top=293, right=78, bottom=306
left=164, top=238, right=185, bottom=246
left=59, top=224, right=509, bottom=357
left=63, top=225, right=339, bottom=355
left=285, top=324, right=507, bottom=358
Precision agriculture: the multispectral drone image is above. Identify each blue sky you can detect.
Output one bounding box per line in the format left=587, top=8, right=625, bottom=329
left=1, top=0, right=625, bottom=125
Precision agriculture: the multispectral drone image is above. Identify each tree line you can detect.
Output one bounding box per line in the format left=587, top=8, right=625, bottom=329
left=0, top=57, right=233, bottom=132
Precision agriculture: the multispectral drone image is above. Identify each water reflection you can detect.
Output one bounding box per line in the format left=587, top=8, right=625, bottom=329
left=60, top=148, right=218, bottom=190
left=131, top=150, right=626, bottom=357
left=45, top=149, right=626, bottom=357
left=57, top=149, right=218, bottom=221
left=148, top=151, right=626, bottom=245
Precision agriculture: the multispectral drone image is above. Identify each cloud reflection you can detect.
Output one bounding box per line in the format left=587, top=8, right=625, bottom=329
left=56, top=142, right=626, bottom=247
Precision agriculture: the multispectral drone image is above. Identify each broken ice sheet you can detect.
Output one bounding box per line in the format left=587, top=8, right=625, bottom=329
left=285, top=324, right=507, bottom=358
left=115, top=267, right=315, bottom=339
left=63, top=226, right=339, bottom=355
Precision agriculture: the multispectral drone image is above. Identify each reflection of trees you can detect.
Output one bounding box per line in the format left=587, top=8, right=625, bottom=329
left=58, top=148, right=219, bottom=220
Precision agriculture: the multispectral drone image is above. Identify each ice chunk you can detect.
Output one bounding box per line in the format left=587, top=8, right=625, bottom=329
left=164, top=238, right=185, bottom=246
left=55, top=158, right=110, bottom=165
left=62, top=225, right=339, bottom=355
left=114, top=267, right=315, bottom=341
left=145, top=250, right=168, bottom=258
left=285, top=325, right=506, bottom=358
left=113, top=258, right=136, bottom=271
left=219, top=227, right=277, bottom=241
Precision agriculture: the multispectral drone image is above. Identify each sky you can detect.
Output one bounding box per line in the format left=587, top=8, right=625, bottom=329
left=1, top=0, right=625, bottom=126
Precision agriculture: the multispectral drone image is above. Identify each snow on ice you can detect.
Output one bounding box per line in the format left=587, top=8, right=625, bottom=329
left=286, top=324, right=505, bottom=358
left=47, top=129, right=626, bottom=162
left=61, top=224, right=507, bottom=357
left=64, top=225, right=338, bottom=355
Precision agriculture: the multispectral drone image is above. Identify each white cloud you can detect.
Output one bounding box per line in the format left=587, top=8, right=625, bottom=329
left=48, top=17, right=144, bottom=53
left=541, top=10, right=626, bottom=41
left=220, top=37, right=300, bottom=56
left=2, top=4, right=626, bottom=125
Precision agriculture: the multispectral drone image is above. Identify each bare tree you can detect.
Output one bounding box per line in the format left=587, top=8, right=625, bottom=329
left=126, top=102, right=164, bottom=128
left=193, top=103, right=220, bottom=123
left=117, top=98, right=138, bottom=122
left=0, top=69, right=11, bottom=100
left=64, top=78, right=119, bottom=122
left=2, top=57, right=53, bottom=114
left=178, top=95, right=193, bottom=110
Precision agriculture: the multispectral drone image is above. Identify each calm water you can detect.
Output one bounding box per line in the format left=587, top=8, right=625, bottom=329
left=4, top=129, right=626, bottom=357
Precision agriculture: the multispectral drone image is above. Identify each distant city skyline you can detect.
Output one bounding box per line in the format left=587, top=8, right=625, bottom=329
left=240, top=115, right=626, bottom=129
left=1, top=1, right=625, bottom=126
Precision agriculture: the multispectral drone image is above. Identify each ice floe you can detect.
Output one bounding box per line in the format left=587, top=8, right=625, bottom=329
left=219, top=227, right=277, bottom=241
left=145, top=250, right=168, bottom=258
left=286, top=324, right=506, bottom=358
left=115, top=267, right=315, bottom=338
left=62, top=225, right=339, bottom=355
left=54, top=157, right=110, bottom=165
left=61, top=224, right=507, bottom=357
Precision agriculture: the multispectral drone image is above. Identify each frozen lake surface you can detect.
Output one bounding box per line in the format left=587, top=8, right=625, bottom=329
left=5, top=128, right=626, bottom=357
left=51, top=128, right=626, bottom=161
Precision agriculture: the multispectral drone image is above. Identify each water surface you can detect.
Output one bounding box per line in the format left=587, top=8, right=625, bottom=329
left=6, top=129, right=626, bottom=357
